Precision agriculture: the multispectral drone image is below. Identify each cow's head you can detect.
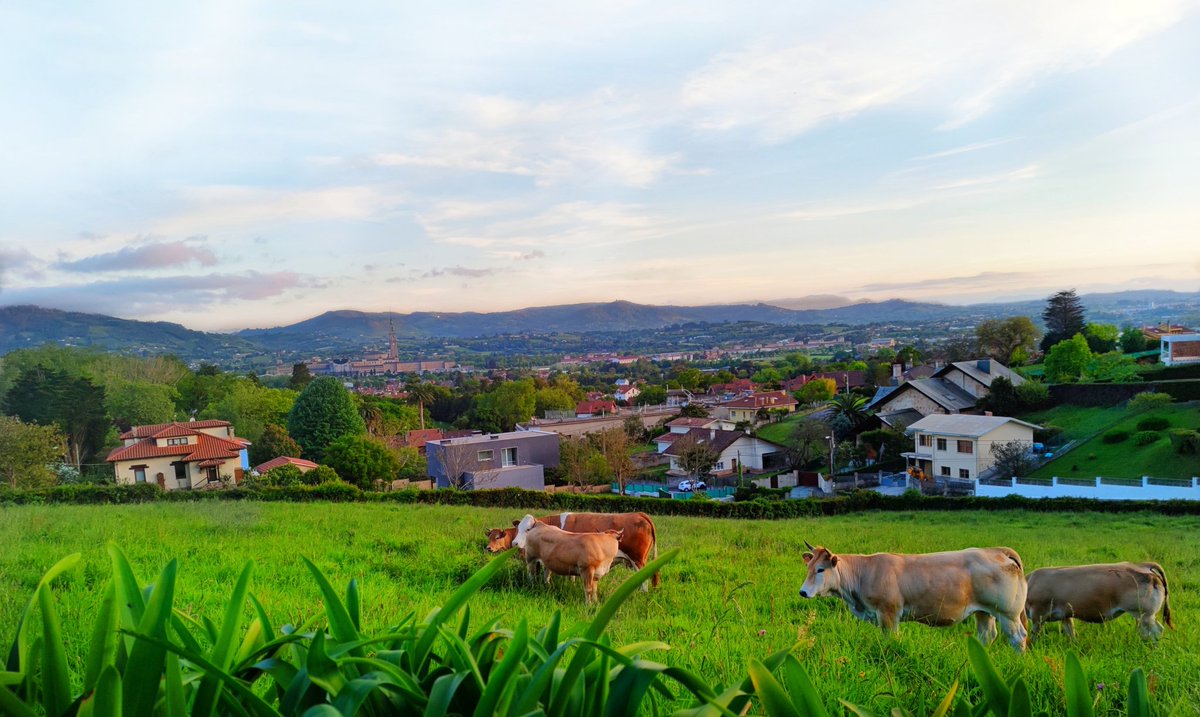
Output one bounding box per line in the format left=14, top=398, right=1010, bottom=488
left=513, top=514, right=538, bottom=550
left=484, top=527, right=517, bottom=553
left=799, top=540, right=840, bottom=599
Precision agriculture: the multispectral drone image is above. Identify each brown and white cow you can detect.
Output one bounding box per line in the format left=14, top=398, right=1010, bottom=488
left=799, top=541, right=1029, bottom=652
left=484, top=512, right=659, bottom=588
left=1025, top=562, right=1173, bottom=642
left=513, top=514, right=623, bottom=603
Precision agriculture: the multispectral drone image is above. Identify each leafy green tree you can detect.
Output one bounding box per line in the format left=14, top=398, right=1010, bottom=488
left=796, top=378, right=836, bottom=405
left=672, top=434, right=719, bottom=479
left=394, top=446, right=426, bottom=481
left=559, top=437, right=610, bottom=488
left=535, top=387, right=576, bottom=416
left=1040, top=289, right=1086, bottom=351
left=105, top=381, right=178, bottom=430
left=288, top=363, right=313, bottom=391
left=750, top=367, right=782, bottom=387
left=976, top=317, right=1040, bottom=364
left=787, top=419, right=828, bottom=470
left=1014, top=381, right=1052, bottom=411
left=632, top=386, right=666, bottom=406
left=248, top=424, right=303, bottom=466
left=1120, top=327, right=1148, bottom=353
left=260, top=463, right=304, bottom=487
left=287, top=377, right=366, bottom=462
left=784, top=352, right=813, bottom=374
left=981, top=376, right=1019, bottom=415
left=676, top=404, right=709, bottom=419
left=473, top=379, right=536, bottom=431
left=304, top=464, right=342, bottom=485
left=669, top=366, right=703, bottom=390
left=1083, top=323, right=1120, bottom=354
left=0, top=416, right=65, bottom=488
left=623, top=414, right=648, bottom=442
left=593, top=428, right=635, bottom=494
left=322, top=434, right=401, bottom=489
left=356, top=397, right=385, bottom=436
left=202, top=382, right=296, bottom=442
left=1042, top=334, right=1092, bottom=383
left=5, top=366, right=109, bottom=467
left=1082, top=352, right=1140, bottom=383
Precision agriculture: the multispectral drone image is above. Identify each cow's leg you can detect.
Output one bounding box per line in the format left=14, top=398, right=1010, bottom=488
left=1061, top=617, right=1076, bottom=640
left=583, top=567, right=598, bottom=604
left=974, top=613, right=998, bottom=645
left=876, top=606, right=900, bottom=634
left=1026, top=610, right=1044, bottom=644
left=1137, top=612, right=1163, bottom=642
left=997, top=613, right=1027, bottom=654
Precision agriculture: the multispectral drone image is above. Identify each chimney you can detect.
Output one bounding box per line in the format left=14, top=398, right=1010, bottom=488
left=984, top=411, right=993, bottom=417
left=891, top=362, right=902, bottom=384
left=977, top=358, right=991, bottom=374
left=709, top=429, right=716, bottom=441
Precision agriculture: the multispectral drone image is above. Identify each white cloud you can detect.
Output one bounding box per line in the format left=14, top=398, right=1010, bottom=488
left=154, top=185, right=404, bottom=234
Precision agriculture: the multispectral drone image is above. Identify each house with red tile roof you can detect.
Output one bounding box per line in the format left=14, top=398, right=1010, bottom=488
left=576, top=400, right=618, bottom=418
left=663, top=428, right=787, bottom=477
left=107, top=420, right=250, bottom=490
left=718, top=391, right=798, bottom=423
left=706, top=379, right=756, bottom=399
left=253, top=456, right=319, bottom=474
left=613, top=385, right=641, bottom=403
left=781, top=371, right=868, bottom=393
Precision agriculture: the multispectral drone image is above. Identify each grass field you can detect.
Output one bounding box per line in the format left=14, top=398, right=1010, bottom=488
left=3, top=503, right=1198, bottom=714
left=756, top=407, right=822, bottom=445
left=1028, top=402, right=1200, bottom=479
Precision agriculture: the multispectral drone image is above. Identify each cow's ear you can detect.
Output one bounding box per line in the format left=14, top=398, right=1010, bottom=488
left=484, top=529, right=493, bottom=536
left=512, top=519, right=520, bottom=527
left=802, top=552, right=813, bottom=563
left=830, top=555, right=839, bottom=567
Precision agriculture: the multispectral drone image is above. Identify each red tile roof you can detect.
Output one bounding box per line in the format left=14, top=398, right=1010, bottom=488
left=722, top=391, right=798, bottom=410
left=254, top=456, right=319, bottom=473
left=652, top=432, right=682, bottom=444
left=708, top=379, right=755, bottom=395
left=120, top=419, right=232, bottom=440
left=108, top=425, right=246, bottom=464
left=576, top=400, right=618, bottom=414
left=666, top=417, right=714, bottom=428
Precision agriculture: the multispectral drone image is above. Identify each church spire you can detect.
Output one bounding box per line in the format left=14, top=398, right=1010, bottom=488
left=388, top=318, right=398, bottom=360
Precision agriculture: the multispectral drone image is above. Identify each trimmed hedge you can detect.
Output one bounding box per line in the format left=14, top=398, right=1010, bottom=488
left=1102, top=429, right=1131, bottom=444
left=1049, top=380, right=1200, bottom=406
left=1132, top=430, right=1161, bottom=447
left=1136, top=416, right=1171, bottom=431
left=3, top=483, right=1200, bottom=516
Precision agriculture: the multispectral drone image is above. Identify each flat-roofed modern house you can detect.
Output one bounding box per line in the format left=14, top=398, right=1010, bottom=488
left=426, top=430, right=560, bottom=490
left=106, top=420, right=250, bottom=490
left=902, top=414, right=1039, bottom=482
left=1160, top=333, right=1200, bottom=367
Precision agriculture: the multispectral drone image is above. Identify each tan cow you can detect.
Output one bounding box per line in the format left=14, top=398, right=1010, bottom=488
left=1025, top=562, right=1173, bottom=642
left=484, top=512, right=659, bottom=588
left=513, top=514, right=623, bottom=603
left=799, top=541, right=1029, bottom=652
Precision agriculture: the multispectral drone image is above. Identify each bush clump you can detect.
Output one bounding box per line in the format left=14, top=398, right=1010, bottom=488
left=1167, top=428, right=1200, bottom=455
left=1136, top=416, right=1170, bottom=431
left=1132, top=431, right=1161, bottom=447
left=1033, top=425, right=1063, bottom=443
left=1128, top=391, right=1172, bottom=412
left=1101, top=430, right=1131, bottom=444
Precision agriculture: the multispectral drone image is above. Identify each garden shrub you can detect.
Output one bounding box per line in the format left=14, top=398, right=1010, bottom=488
left=1033, top=425, right=1063, bottom=443
left=1136, top=416, right=1170, bottom=431
left=1101, top=430, right=1130, bottom=444
left=303, top=464, right=342, bottom=485
left=1132, top=431, right=1160, bottom=447
left=1167, top=428, right=1200, bottom=455
left=1128, top=391, right=1173, bottom=412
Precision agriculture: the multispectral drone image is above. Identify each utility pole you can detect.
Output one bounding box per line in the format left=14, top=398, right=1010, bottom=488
left=825, top=434, right=836, bottom=495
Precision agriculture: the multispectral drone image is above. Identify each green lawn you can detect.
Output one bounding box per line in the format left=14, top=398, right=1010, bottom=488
left=3, top=503, right=1198, bottom=713
left=756, top=408, right=820, bottom=445
left=1027, top=402, right=1200, bottom=479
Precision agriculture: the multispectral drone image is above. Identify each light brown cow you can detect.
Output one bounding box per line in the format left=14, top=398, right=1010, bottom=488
left=1025, top=562, right=1173, bottom=642
left=799, top=541, right=1029, bottom=652
left=484, top=512, right=659, bottom=588
left=513, top=514, right=623, bottom=603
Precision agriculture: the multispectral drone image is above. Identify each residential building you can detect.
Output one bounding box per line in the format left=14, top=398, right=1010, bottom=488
left=781, top=371, right=867, bottom=393
left=1160, top=333, right=1200, bottom=367
left=870, top=359, right=1024, bottom=427
left=387, top=428, right=477, bottom=455
left=426, top=430, right=560, bottom=490
left=254, top=456, right=318, bottom=474
left=718, top=391, right=798, bottom=423
left=614, top=385, right=641, bottom=403
left=707, top=379, right=755, bottom=399
left=653, top=416, right=735, bottom=453
left=902, top=414, right=1039, bottom=482
left=106, top=420, right=250, bottom=490
left=665, top=388, right=694, bottom=406
left=575, top=399, right=618, bottom=418
left=663, top=428, right=787, bottom=477
left=1143, top=323, right=1193, bottom=342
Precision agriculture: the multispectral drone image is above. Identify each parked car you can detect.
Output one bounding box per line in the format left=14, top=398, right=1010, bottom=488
left=677, top=479, right=707, bottom=492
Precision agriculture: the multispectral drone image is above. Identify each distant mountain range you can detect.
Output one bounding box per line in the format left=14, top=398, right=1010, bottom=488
left=3, top=290, right=1199, bottom=359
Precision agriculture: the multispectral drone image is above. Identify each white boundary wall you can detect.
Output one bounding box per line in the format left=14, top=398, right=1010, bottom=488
left=977, top=476, right=1200, bottom=500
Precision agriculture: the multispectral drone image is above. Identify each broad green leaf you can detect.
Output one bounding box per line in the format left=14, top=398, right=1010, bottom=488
left=93, top=664, right=122, bottom=717
left=301, top=707, right=343, bottom=717
left=474, top=620, right=528, bottom=717
left=967, top=637, right=1010, bottom=717
left=424, top=673, right=469, bottom=717
left=1008, top=679, right=1032, bottom=717
left=300, top=557, right=363, bottom=654
left=605, top=662, right=661, bottom=717
left=1063, top=653, right=1093, bottom=717
left=932, top=682, right=959, bottom=717
left=347, top=578, right=361, bottom=633
left=164, top=652, right=187, bottom=717
left=781, top=655, right=828, bottom=717
left=332, top=672, right=405, bottom=715
left=82, top=580, right=120, bottom=693
left=193, top=560, right=254, bottom=717
left=122, top=559, right=178, bottom=717
left=304, top=630, right=347, bottom=696
left=38, top=585, right=72, bottom=717
left=1127, top=669, right=1149, bottom=717
left=5, top=552, right=79, bottom=673
left=748, top=658, right=802, bottom=717
left=0, top=685, right=38, bottom=717
left=413, top=549, right=515, bottom=672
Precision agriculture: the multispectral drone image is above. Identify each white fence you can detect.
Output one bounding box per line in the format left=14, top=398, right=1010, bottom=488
left=977, top=476, right=1200, bottom=501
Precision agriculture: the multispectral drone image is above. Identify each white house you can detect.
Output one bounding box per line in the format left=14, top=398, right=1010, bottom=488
left=903, top=414, right=1040, bottom=482
left=663, top=428, right=786, bottom=477
left=652, top=417, right=736, bottom=453
left=614, top=385, right=641, bottom=402
left=1160, top=333, right=1200, bottom=367
left=106, top=420, right=251, bottom=490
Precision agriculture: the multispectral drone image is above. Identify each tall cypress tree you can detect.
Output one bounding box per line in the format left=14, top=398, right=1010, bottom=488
left=1040, top=289, right=1086, bottom=351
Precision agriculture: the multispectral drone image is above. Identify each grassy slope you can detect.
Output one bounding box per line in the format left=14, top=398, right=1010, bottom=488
left=1027, top=403, right=1200, bottom=479
left=2, top=503, right=1198, bottom=713
left=756, top=408, right=820, bottom=445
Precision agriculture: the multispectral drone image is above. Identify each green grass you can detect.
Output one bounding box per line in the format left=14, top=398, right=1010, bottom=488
left=756, top=408, right=820, bottom=445
left=1028, top=402, right=1200, bottom=479
left=3, top=503, right=1198, bottom=713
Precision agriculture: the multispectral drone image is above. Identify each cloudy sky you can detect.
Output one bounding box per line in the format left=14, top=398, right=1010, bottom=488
left=1, top=1, right=1198, bottom=331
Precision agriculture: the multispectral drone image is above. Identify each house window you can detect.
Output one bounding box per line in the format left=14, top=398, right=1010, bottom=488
left=501, top=447, right=517, bottom=467
left=134, top=467, right=147, bottom=483
left=918, top=435, right=930, bottom=447
left=940, top=466, right=951, bottom=477
left=477, top=450, right=494, bottom=462
left=936, top=438, right=947, bottom=451
left=957, top=440, right=973, bottom=454
left=959, top=469, right=971, bottom=479
left=715, top=462, right=724, bottom=470
left=166, top=437, right=189, bottom=446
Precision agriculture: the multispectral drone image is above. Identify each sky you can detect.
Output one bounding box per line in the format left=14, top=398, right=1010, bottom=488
left=1, top=0, right=1198, bottom=331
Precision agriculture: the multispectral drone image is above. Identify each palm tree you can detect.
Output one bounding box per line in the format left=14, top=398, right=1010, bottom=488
left=406, top=382, right=436, bottom=431
left=358, top=401, right=384, bottom=436
left=826, top=393, right=870, bottom=431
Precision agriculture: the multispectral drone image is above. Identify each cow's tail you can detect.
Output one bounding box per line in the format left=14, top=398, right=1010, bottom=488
left=644, top=512, right=660, bottom=588
left=999, top=547, right=1024, bottom=574
left=1146, top=562, right=1174, bottom=629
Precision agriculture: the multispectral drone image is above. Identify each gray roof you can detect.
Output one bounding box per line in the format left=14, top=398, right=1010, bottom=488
left=878, top=408, right=924, bottom=430
left=900, top=378, right=978, bottom=412
left=936, top=359, right=1025, bottom=388
left=905, top=414, right=1040, bottom=438
left=868, top=386, right=896, bottom=408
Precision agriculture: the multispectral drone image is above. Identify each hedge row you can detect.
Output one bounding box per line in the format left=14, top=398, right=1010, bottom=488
left=1048, top=380, right=1200, bottom=406
left=4, top=483, right=1200, bottom=517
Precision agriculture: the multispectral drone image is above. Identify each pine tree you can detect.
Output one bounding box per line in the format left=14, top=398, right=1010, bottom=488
left=1040, top=289, right=1086, bottom=351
